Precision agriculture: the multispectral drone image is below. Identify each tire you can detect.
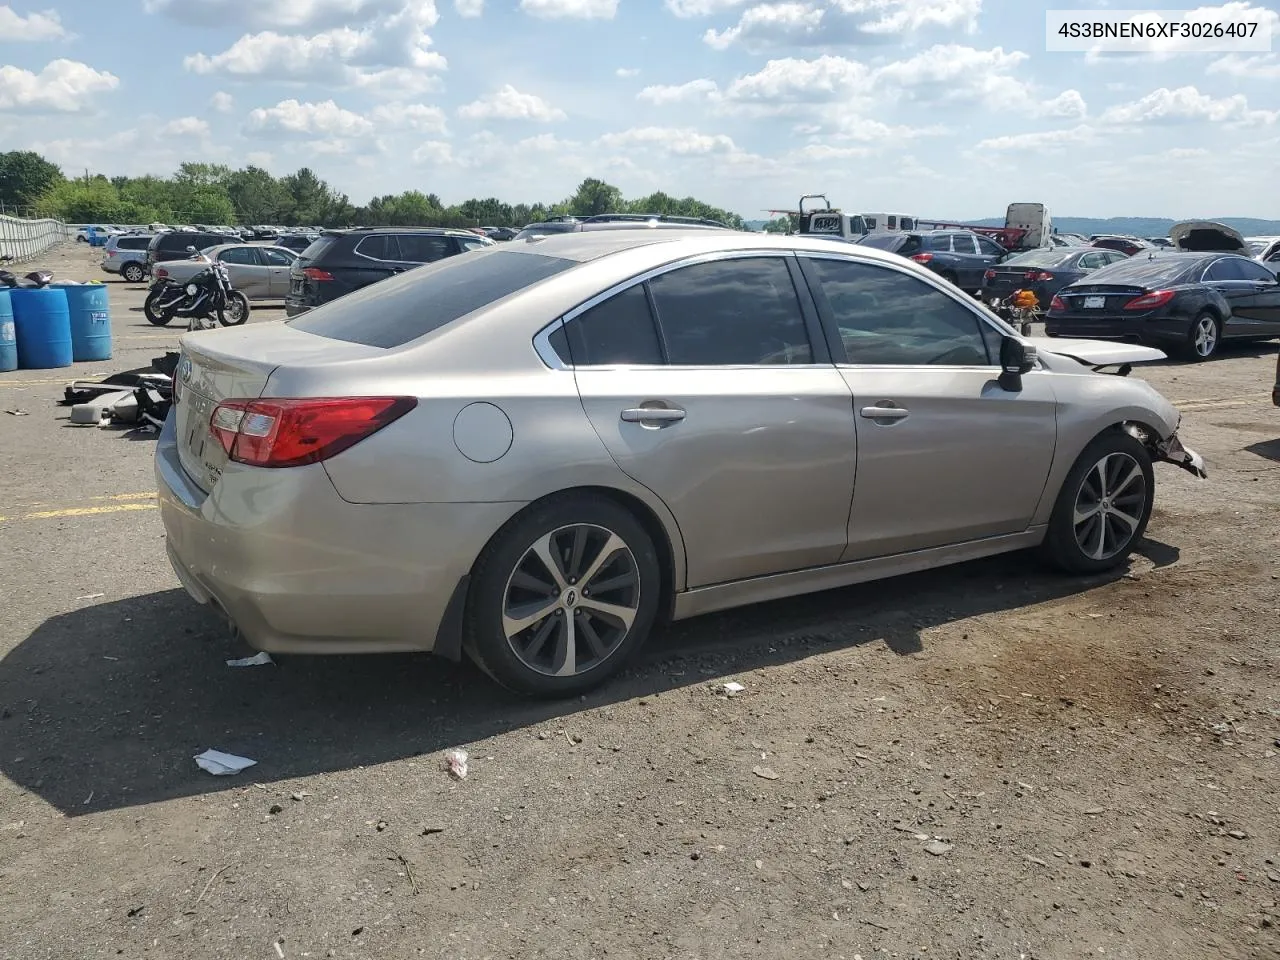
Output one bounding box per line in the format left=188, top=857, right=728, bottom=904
left=144, top=292, right=172, bottom=326
left=1181, top=311, right=1220, bottom=362
left=217, top=291, right=249, bottom=326
left=463, top=493, right=662, bottom=698
left=1040, top=429, right=1154, bottom=575
left=121, top=262, right=145, bottom=284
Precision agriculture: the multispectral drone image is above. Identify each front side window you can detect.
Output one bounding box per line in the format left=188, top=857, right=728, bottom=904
left=648, top=257, right=813, bottom=366
left=805, top=257, right=992, bottom=367
left=549, top=285, right=663, bottom=366
left=976, top=236, right=1003, bottom=256
left=1235, top=258, right=1277, bottom=282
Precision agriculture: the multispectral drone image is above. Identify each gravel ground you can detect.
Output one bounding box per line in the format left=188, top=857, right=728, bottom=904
left=0, top=244, right=1277, bottom=960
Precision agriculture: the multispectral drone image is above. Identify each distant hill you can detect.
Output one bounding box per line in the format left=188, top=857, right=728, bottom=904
left=743, top=215, right=1280, bottom=237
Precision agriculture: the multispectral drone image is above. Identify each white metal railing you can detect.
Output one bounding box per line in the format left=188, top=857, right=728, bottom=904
left=0, top=214, right=75, bottom=264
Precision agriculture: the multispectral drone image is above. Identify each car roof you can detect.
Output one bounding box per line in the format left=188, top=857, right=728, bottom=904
left=324, top=226, right=475, bottom=237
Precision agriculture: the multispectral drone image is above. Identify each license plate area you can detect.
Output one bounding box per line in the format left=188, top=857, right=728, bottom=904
left=1083, top=296, right=1106, bottom=309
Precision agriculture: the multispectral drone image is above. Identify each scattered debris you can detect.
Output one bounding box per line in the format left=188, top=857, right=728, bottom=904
left=268, top=804, right=283, bottom=815
left=722, top=681, right=746, bottom=696
left=1227, top=829, right=1248, bottom=840
left=420, top=826, right=445, bottom=836
left=273, top=941, right=285, bottom=959
left=75, top=593, right=105, bottom=601
left=443, top=748, right=469, bottom=780
left=126, top=906, right=144, bottom=918
left=387, top=850, right=418, bottom=894
left=83, top=791, right=93, bottom=805
left=1084, top=807, right=1106, bottom=815
left=376, top=820, right=387, bottom=832
left=751, top=765, right=779, bottom=781
left=193, top=750, right=257, bottom=776
left=924, top=841, right=953, bottom=856
left=290, top=792, right=309, bottom=802
left=194, top=864, right=231, bottom=904
left=5, top=409, right=28, bottom=416
left=225, top=652, right=274, bottom=667
left=1025, top=855, right=1048, bottom=867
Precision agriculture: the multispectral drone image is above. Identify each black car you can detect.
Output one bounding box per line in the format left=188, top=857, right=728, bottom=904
left=856, top=230, right=1007, bottom=294
left=1046, top=252, right=1280, bottom=361
left=145, top=230, right=241, bottom=274
left=273, top=234, right=318, bottom=254
left=983, top=246, right=1130, bottom=308
left=285, top=227, right=494, bottom=316
left=482, top=226, right=519, bottom=241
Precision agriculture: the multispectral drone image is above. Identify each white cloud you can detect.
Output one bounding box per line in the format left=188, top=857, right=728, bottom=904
left=725, top=55, right=871, bottom=104
left=142, top=0, right=409, bottom=30
left=181, top=3, right=445, bottom=87
left=973, top=125, right=1099, bottom=153
left=827, top=116, right=947, bottom=140
left=518, top=0, right=617, bottom=18
left=209, top=91, right=235, bottom=112
left=245, top=151, right=275, bottom=168
left=597, top=126, right=737, bottom=155
left=1207, top=52, right=1280, bottom=80
left=457, top=85, right=566, bottom=121
left=637, top=78, right=720, bottom=105
left=160, top=116, right=211, bottom=138
left=696, top=0, right=981, bottom=49
left=454, top=0, right=483, bottom=14
left=244, top=98, right=375, bottom=138
left=0, top=59, right=119, bottom=112
left=412, top=140, right=454, bottom=164
left=616, top=67, right=640, bottom=78
left=789, top=143, right=872, bottom=161
left=1100, top=86, right=1278, bottom=126
left=0, top=4, right=66, bottom=39
left=371, top=102, right=448, bottom=132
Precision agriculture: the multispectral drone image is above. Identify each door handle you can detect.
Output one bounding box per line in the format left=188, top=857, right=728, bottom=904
left=621, top=406, right=686, bottom=424
left=859, top=404, right=909, bottom=421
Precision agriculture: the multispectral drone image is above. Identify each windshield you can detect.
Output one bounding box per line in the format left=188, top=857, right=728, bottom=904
left=1085, top=254, right=1197, bottom=286
left=1005, top=250, right=1073, bottom=267
left=1246, top=240, right=1268, bottom=256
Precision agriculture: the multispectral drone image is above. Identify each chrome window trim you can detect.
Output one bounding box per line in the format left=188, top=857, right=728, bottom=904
left=532, top=248, right=829, bottom=371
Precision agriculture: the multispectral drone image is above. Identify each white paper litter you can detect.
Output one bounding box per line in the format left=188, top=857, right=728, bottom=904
left=443, top=748, right=469, bottom=780
left=226, top=652, right=274, bottom=667
left=722, top=682, right=746, bottom=695
left=194, top=749, right=257, bottom=775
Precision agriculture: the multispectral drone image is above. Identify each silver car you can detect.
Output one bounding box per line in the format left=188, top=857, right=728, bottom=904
left=152, top=244, right=297, bottom=300
left=100, top=234, right=154, bottom=283
left=156, top=231, right=1206, bottom=696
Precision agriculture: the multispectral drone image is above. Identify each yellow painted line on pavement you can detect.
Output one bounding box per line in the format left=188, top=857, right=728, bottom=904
left=0, top=493, right=158, bottom=522
left=0, top=377, right=78, bottom=387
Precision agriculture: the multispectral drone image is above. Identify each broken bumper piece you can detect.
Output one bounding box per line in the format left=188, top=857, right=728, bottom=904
left=1155, top=432, right=1207, bottom=479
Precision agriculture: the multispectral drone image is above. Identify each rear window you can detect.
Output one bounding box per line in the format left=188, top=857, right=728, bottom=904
left=855, top=233, right=905, bottom=251
left=298, top=235, right=340, bottom=262
left=289, top=250, right=577, bottom=348
left=1086, top=255, right=1197, bottom=286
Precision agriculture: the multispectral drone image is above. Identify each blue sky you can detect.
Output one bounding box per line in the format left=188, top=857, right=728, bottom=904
left=1, top=0, right=1278, bottom=219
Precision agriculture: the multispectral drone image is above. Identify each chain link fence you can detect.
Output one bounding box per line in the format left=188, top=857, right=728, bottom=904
left=0, top=211, right=75, bottom=264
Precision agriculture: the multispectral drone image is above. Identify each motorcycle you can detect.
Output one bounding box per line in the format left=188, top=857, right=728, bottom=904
left=987, top=288, right=1040, bottom=336
left=144, top=247, right=249, bottom=330
left=0, top=268, right=54, bottom=289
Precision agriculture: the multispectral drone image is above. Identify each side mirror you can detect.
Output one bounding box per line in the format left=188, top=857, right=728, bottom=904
left=186, top=245, right=198, bottom=253
left=999, top=337, right=1036, bottom=391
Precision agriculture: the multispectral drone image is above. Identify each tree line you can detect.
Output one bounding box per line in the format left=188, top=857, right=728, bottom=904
left=0, top=151, right=745, bottom=230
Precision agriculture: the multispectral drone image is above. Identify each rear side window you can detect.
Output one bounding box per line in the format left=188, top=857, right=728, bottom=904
left=290, top=251, right=576, bottom=348
left=397, top=234, right=453, bottom=263
left=118, top=237, right=151, bottom=250
left=924, top=235, right=951, bottom=252
left=549, top=285, right=663, bottom=366
left=648, top=257, right=812, bottom=366
left=355, top=235, right=399, bottom=261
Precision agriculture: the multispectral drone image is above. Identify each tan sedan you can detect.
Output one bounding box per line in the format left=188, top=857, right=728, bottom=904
left=152, top=244, right=297, bottom=300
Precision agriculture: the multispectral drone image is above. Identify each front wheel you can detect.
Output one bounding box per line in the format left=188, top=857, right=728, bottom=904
left=217, top=291, right=249, bottom=326
left=144, top=291, right=172, bottom=326
left=1040, top=430, right=1154, bottom=575
left=464, top=494, right=662, bottom=697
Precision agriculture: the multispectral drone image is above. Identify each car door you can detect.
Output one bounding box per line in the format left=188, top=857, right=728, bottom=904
left=1210, top=257, right=1280, bottom=330
left=562, top=253, right=857, bottom=588
left=260, top=247, right=297, bottom=297
left=350, top=234, right=405, bottom=288
left=215, top=246, right=269, bottom=298
left=947, top=233, right=985, bottom=290
left=797, top=254, right=1058, bottom=561
left=975, top=234, right=1007, bottom=272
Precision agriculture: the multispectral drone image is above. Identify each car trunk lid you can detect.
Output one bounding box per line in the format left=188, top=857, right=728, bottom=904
left=1053, top=284, right=1148, bottom=313
left=174, top=322, right=384, bottom=492
left=1169, top=220, right=1247, bottom=253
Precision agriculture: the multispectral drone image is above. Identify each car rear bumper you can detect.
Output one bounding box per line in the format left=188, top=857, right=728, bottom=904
left=154, top=411, right=522, bottom=655
left=1044, top=314, right=1189, bottom=344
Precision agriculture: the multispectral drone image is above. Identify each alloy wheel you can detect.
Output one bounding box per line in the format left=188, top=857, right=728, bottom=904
left=1072, top=452, right=1147, bottom=561
left=502, top=524, right=640, bottom=678
left=1193, top=316, right=1218, bottom=357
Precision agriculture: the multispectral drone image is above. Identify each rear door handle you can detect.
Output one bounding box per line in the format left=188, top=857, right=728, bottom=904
left=859, top=405, right=909, bottom=421
left=621, top=406, right=686, bottom=424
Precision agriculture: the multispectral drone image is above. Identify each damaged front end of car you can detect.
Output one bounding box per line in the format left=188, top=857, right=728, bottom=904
left=1124, top=422, right=1208, bottom=479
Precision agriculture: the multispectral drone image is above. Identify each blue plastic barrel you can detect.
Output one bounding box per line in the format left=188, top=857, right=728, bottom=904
left=0, top=290, right=15, bottom=372
left=11, top=287, right=73, bottom=369
left=55, top=283, right=113, bottom=361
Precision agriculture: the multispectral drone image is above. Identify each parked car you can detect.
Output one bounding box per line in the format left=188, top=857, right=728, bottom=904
left=1045, top=251, right=1280, bottom=360
left=152, top=244, right=297, bottom=300
left=1145, top=237, right=1174, bottom=248
left=145, top=229, right=241, bottom=275
left=1091, top=236, right=1152, bottom=257
left=285, top=227, right=495, bottom=316
left=100, top=233, right=155, bottom=283
left=982, top=246, right=1131, bottom=309
left=483, top=226, right=519, bottom=241
left=513, top=214, right=731, bottom=241
left=856, top=229, right=1007, bottom=294
left=1248, top=236, right=1280, bottom=276
left=1169, top=220, right=1247, bottom=254
left=157, top=230, right=1205, bottom=697
left=273, top=234, right=319, bottom=254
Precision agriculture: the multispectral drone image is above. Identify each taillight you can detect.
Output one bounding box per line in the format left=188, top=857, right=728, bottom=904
left=911, top=253, right=933, bottom=263
left=209, top=397, right=417, bottom=468
left=1124, top=289, right=1175, bottom=311
left=1049, top=295, right=1066, bottom=312
left=1024, top=271, right=1054, bottom=281
left=983, top=269, right=996, bottom=281
left=302, top=267, right=334, bottom=281
left=155, top=268, right=168, bottom=278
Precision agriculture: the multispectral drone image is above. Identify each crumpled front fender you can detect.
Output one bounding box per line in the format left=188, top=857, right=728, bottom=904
left=1127, top=423, right=1207, bottom=479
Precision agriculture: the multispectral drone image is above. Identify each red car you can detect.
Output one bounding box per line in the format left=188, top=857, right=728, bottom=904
left=1091, top=235, right=1151, bottom=257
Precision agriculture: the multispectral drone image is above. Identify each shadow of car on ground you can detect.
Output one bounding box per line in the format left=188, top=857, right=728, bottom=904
left=0, top=540, right=1177, bottom=816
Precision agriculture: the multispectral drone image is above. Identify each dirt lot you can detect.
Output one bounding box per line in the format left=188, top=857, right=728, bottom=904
left=0, top=243, right=1277, bottom=960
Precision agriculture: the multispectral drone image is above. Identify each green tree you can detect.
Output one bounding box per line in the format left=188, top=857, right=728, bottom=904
left=0, top=151, right=65, bottom=210
left=225, top=166, right=291, bottom=224
left=567, top=178, right=624, bottom=217
left=761, top=216, right=791, bottom=234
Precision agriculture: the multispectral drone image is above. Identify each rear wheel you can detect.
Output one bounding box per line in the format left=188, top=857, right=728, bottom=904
left=1040, top=430, right=1154, bottom=575
left=464, top=494, right=661, bottom=697
left=1181, top=311, right=1220, bottom=362
left=121, top=262, right=145, bottom=283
